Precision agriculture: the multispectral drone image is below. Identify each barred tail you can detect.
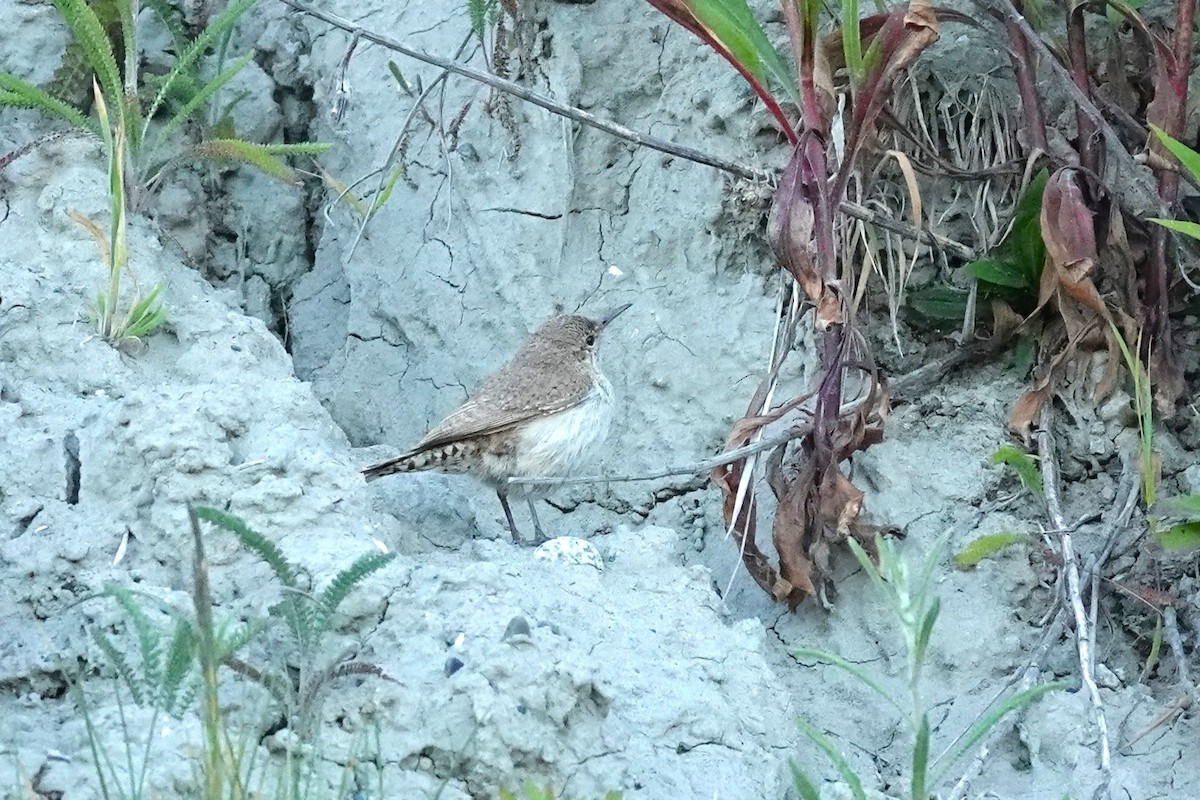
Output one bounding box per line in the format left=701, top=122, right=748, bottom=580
left=362, top=453, right=420, bottom=482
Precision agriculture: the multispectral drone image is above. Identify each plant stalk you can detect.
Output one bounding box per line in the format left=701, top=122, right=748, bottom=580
left=1143, top=0, right=1196, bottom=372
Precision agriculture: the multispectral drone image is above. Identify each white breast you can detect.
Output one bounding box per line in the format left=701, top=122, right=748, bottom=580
left=514, top=374, right=613, bottom=479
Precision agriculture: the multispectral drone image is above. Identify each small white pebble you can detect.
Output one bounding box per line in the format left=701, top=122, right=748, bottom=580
left=606, top=265, right=624, bottom=278
left=534, top=537, right=604, bottom=570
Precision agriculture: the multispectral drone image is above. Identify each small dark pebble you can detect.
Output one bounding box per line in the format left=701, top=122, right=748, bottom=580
left=444, top=656, right=464, bottom=677
left=503, top=616, right=531, bottom=640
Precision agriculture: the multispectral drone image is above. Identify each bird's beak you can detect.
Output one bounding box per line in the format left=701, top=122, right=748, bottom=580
left=596, top=303, right=632, bottom=330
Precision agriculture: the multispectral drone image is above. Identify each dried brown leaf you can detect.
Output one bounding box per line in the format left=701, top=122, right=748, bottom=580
left=768, top=150, right=823, bottom=304
left=771, top=472, right=817, bottom=605
left=821, top=469, right=864, bottom=540
left=1008, top=387, right=1048, bottom=445
left=991, top=299, right=1023, bottom=342
left=815, top=288, right=843, bottom=331
left=1040, top=169, right=1098, bottom=285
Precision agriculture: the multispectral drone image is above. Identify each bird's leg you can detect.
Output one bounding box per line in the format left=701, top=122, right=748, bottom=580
left=525, top=497, right=548, bottom=545
left=496, top=491, right=522, bottom=543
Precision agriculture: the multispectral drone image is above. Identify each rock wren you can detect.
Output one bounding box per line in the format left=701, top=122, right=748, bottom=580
left=362, top=304, right=630, bottom=544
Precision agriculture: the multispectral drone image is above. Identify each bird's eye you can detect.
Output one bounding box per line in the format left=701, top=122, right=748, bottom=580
left=586, top=334, right=596, bottom=346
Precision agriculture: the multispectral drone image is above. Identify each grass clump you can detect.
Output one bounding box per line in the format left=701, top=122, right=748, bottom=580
left=81, top=505, right=395, bottom=800
left=0, top=0, right=330, bottom=348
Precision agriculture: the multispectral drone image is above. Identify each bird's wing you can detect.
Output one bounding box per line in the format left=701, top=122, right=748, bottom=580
left=410, top=360, right=590, bottom=453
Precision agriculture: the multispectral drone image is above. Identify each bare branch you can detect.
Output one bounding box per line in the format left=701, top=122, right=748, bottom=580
left=1038, top=405, right=1111, bottom=794
left=508, top=423, right=813, bottom=488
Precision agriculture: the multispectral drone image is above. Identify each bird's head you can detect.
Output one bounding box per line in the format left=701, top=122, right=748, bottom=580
left=533, top=303, right=631, bottom=361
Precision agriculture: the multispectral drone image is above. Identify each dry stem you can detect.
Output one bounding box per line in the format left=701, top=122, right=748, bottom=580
left=1038, top=405, right=1111, bottom=795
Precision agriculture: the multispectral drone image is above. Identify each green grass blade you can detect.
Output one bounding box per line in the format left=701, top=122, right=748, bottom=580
left=251, top=142, right=334, bottom=156
left=689, top=0, right=801, bottom=105
left=370, top=164, right=409, bottom=214
left=1108, top=321, right=1155, bottom=506
left=907, top=285, right=970, bottom=324
left=191, top=138, right=298, bottom=182
left=793, top=647, right=905, bottom=715
left=467, top=0, right=494, bottom=39
left=76, top=683, right=120, bottom=800
left=50, top=0, right=123, bottom=109
left=387, top=60, right=411, bottom=94
left=103, top=585, right=164, bottom=694
left=120, top=283, right=169, bottom=340
left=193, top=506, right=297, bottom=587
left=965, top=258, right=1030, bottom=289
left=1157, top=521, right=1200, bottom=550
left=911, top=713, right=930, bottom=800
left=954, top=533, right=1030, bottom=569
left=789, top=762, right=822, bottom=800
left=317, top=552, right=396, bottom=631
left=1151, top=125, right=1200, bottom=183
left=91, top=629, right=145, bottom=705
left=1148, top=218, right=1200, bottom=240
left=841, top=0, right=864, bottom=80
left=124, top=303, right=168, bottom=339
left=912, top=598, right=940, bottom=682
left=934, top=680, right=1070, bottom=783
left=143, top=0, right=256, bottom=125
left=153, top=51, right=254, bottom=150
left=795, top=718, right=868, bottom=800
left=1141, top=614, right=1163, bottom=680
left=0, top=72, right=97, bottom=134
left=159, top=619, right=196, bottom=715
left=143, top=0, right=191, bottom=57
left=213, top=618, right=267, bottom=663
left=846, top=537, right=890, bottom=598
left=114, top=0, right=136, bottom=95
left=990, top=445, right=1043, bottom=496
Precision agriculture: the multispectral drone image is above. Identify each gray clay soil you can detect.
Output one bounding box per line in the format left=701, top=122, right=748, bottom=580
left=2, top=1, right=1200, bottom=799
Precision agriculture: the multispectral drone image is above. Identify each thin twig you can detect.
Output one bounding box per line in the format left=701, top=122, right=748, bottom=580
left=889, top=337, right=1006, bottom=403
left=1163, top=606, right=1194, bottom=698
left=1038, top=405, right=1111, bottom=795
left=507, top=387, right=877, bottom=489
left=279, top=0, right=766, bottom=179
left=344, top=61, right=455, bottom=262
left=279, top=0, right=976, bottom=261
left=1121, top=692, right=1190, bottom=753
left=330, top=29, right=362, bottom=123
left=1121, top=607, right=1194, bottom=753
left=842, top=198, right=975, bottom=260
left=508, top=423, right=813, bottom=488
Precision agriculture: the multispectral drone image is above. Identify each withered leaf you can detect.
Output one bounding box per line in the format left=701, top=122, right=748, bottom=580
left=1008, top=387, right=1048, bottom=446
left=769, top=144, right=824, bottom=305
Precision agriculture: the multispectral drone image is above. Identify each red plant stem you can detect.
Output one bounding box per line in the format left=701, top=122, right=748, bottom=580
left=829, top=10, right=906, bottom=206
left=802, top=138, right=837, bottom=283
left=1065, top=2, right=1098, bottom=175
left=814, top=327, right=846, bottom=449
left=1145, top=0, right=1196, bottom=356
left=780, top=0, right=805, bottom=94
left=1005, top=1, right=1047, bottom=152
left=796, top=2, right=827, bottom=137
